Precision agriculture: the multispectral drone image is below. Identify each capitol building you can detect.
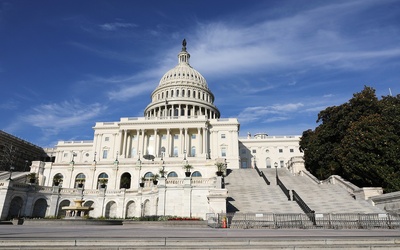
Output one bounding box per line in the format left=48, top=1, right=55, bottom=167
left=0, top=40, right=304, bottom=220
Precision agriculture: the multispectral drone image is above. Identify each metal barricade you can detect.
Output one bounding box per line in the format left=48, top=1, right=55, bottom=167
left=211, top=212, right=400, bottom=229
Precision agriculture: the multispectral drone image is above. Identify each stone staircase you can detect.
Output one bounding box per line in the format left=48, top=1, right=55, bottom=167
left=225, top=167, right=385, bottom=214
left=271, top=168, right=385, bottom=214
left=224, top=168, right=303, bottom=213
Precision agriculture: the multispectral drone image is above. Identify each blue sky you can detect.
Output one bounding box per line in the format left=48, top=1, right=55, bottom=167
left=1, top=0, right=399, bottom=148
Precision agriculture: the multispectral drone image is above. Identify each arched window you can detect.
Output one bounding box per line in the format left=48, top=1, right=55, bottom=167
left=167, top=171, right=178, bottom=178
left=193, top=91, right=196, bottom=98
left=171, top=90, right=174, bottom=97
left=192, top=171, right=202, bottom=177
left=120, top=172, right=131, bottom=189
left=75, top=173, right=86, bottom=188
left=98, top=172, right=108, bottom=189
left=144, top=172, right=154, bottom=180
left=182, top=90, right=185, bottom=97
left=188, top=90, right=191, bottom=97
left=266, top=158, right=271, bottom=168
left=176, top=90, right=179, bottom=96
left=191, top=146, right=196, bottom=157
left=53, top=173, right=63, bottom=186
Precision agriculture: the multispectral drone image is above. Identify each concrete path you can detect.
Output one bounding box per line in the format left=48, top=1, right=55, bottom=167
left=1, top=224, right=400, bottom=249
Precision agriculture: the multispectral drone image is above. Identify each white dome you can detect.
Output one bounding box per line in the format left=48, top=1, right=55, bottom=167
left=144, top=39, right=220, bottom=119
left=158, top=64, right=208, bottom=90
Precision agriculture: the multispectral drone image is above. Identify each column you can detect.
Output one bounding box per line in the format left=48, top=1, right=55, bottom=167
left=185, top=128, right=188, bottom=153
left=127, top=133, right=132, bottom=158
left=198, top=128, right=203, bottom=155
left=166, top=129, right=171, bottom=157
left=136, top=130, right=140, bottom=157
left=122, top=129, right=128, bottom=158
left=143, top=131, right=148, bottom=155
left=180, top=128, right=184, bottom=154
left=154, top=129, right=158, bottom=157
left=141, top=129, right=145, bottom=155
left=98, top=134, right=103, bottom=160
left=204, top=127, right=208, bottom=159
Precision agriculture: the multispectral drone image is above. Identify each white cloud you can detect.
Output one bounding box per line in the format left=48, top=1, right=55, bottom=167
left=108, top=81, right=156, bottom=101
left=99, top=22, right=137, bottom=31
left=21, top=100, right=106, bottom=135
left=238, top=102, right=304, bottom=124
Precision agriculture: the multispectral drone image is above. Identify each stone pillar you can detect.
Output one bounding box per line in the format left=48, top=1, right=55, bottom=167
left=183, top=177, right=192, bottom=217
left=48, top=187, right=60, bottom=217
left=141, top=129, right=145, bottom=155
left=143, top=132, right=148, bottom=155
left=184, top=128, right=188, bottom=154
left=127, top=133, right=132, bottom=158
left=180, top=128, right=184, bottom=155
left=207, top=189, right=228, bottom=214
left=166, top=129, right=171, bottom=157
left=157, top=178, right=166, bottom=216
left=154, top=129, right=158, bottom=157
left=136, top=130, right=140, bottom=157
left=122, top=129, right=128, bottom=158
left=204, top=127, right=208, bottom=159
left=198, top=128, right=203, bottom=155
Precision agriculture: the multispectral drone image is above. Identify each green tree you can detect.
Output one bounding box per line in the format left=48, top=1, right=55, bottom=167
left=300, top=86, right=400, bottom=192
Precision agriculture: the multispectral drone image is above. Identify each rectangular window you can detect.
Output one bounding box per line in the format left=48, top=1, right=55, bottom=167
left=279, top=149, right=283, bottom=153
left=221, top=134, right=226, bottom=139
left=290, top=148, right=294, bottom=153
left=63, top=153, right=68, bottom=158
left=221, top=147, right=226, bottom=157
left=191, top=134, right=196, bottom=139
left=174, top=134, right=179, bottom=139
left=252, top=149, right=256, bottom=154
left=280, top=160, right=284, bottom=168
left=162, top=135, right=166, bottom=140
left=102, top=150, right=108, bottom=159
left=105, top=137, right=109, bottom=142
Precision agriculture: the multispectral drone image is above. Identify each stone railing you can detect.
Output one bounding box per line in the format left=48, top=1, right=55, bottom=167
left=300, top=170, right=320, bottom=184
left=166, top=179, right=184, bottom=185
left=191, top=178, right=215, bottom=186
left=322, top=175, right=359, bottom=195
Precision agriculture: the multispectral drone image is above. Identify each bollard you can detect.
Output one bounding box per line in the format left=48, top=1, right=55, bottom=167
left=222, top=216, right=227, bottom=228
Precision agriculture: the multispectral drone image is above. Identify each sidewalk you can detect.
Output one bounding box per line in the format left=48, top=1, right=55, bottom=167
left=1, top=224, right=400, bottom=249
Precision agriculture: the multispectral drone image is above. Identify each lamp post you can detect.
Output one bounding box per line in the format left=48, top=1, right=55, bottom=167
left=23, top=160, right=28, bottom=172
left=183, top=149, right=187, bottom=161
left=71, top=152, right=77, bottom=164
left=93, top=152, right=97, bottom=163
left=274, top=162, right=278, bottom=185
left=161, top=165, right=165, bottom=178
left=8, top=166, right=15, bottom=180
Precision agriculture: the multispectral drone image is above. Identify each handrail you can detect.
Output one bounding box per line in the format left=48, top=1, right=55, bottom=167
left=292, top=190, right=316, bottom=225
left=260, top=172, right=270, bottom=185
left=254, top=165, right=270, bottom=185
left=277, top=177, right=290, bottom=200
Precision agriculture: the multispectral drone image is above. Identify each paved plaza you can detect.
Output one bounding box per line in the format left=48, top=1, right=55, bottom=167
left=1, top=224, right=400, bottom=249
